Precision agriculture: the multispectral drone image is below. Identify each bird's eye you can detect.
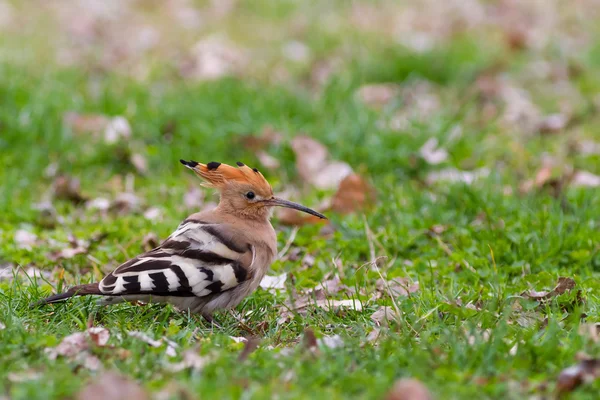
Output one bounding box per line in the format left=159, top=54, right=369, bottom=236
left=245, top=191, right=256, bottom=200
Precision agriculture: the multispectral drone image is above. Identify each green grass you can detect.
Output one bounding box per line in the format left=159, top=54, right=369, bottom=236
left=2, top=2, right=600, bottom=399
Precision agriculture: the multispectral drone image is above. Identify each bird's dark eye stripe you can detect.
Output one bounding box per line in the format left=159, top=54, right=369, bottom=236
left=246, top=191, right=255, bottom=199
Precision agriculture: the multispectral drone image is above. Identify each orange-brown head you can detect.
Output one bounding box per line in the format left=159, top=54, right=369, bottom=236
left=180, top=160, right=326, bottom=221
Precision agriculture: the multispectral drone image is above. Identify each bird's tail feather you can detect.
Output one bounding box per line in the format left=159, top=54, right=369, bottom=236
left=31, top=283, right=102, bottom=307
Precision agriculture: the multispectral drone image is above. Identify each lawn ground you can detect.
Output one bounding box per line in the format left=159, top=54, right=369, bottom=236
left=1, top=1, right=600, bottom=399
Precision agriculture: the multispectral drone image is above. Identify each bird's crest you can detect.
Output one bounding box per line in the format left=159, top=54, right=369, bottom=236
left=180, top=160, right=272, bottom=193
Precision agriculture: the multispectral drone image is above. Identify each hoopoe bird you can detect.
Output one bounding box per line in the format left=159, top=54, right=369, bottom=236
left=36, top=160, right=326, bottom=320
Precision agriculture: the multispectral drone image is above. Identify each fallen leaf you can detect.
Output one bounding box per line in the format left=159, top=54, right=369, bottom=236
left=259, top=273, right=287, bottom=292
left=239, top=127, right=283, bottom=151
left=376, top=278, right=419, bottom=298
left=142, top=233, right=159, bottom=251
left=7, top=371, right=42, bottom=383
left=283, top=40, right=310, bottom=63
left=143, top=207, right=162, bottom=221
left=130, top=153, right=148, bottom=175
left=419, top=138, right=448, bottom=165
left=302, top=328, right=319, bottom=352
left=356, top=84, right=398, bottom=108
left=14, top=229, right=38, bottom=250
left=127, top=331, right=178, bottom=357
left=385, top=378, right=432, bottom=400
left=425, top=168, right=489, bottom=185
left=87, top=197, right=111, bottom=212
left=371, top=306, right=398, bottom=327
left=576, top=140, right=600, bottom=156
left=330, top=173, right=377, bottom=214
left=317, top=299, right=363, bottom=312
left=77, top=372, right=149, bottom=400
left=183, top=185, right=205, bottom=210
left=63, top=112, right=109, bottom=135
left=52, top=175, right=87, bottom=204
left=522, top=277, right=576, bottom=301
left=63, top=113, right=131, bottom=145
left=291, top=135, right=353, bottom=190
left=181, top=35, right=246, bottom=81
left=538, top=113, right=569, bottom=134
left=256, top=150, right=280, bottom=170
left=88, top=326, right=110, bottom=346
left=318, top=335, right=344, bottom=349
left=104, top=116, right=132, bottom=145
left=310, top=276, right=347, bottom=296
left=238, top=337, right=261, bottom=361
left=45, top=326, right=110, bottom=371
left=110, top=192, right=142, bottom=215
left=579, top=323, right=600, bottom=343
left=557, top=357, right=600, bottom=394
left=571, top=170, right=600, bottom=188
left=166, top=348, right=209, bottom=373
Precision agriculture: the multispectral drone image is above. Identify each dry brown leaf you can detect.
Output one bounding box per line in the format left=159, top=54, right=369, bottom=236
left=14, top=229, right=38, bottom=250
left=317, top=299, right=363, bottom=312
left=576, top=140, right=600, bottom=156
left=310, top=276, right=348, bottom=296
left=239, top=127, right=283, bottom=151
left=256, top=150, right=280, bottom=170
left=238, top=337, right=261, bottom=361
left=52, top=175, right=87, bottom=204
left=63, top=112, right=109, bottom=135
left=143, top=207, right=162, bottom=221
left=45, top=326, right=110, bottom=371
left=166, top=348, right=209, bottom=373
left=419, top=138, right=448, bottom=165
left=571, top=170, right=600, bottom=188
left=291, top=135, right=353, bottom=190
left=109, top=192, right=142, bottom=215
left=127, top=331, right=178, bottom=357
left=356, top=84, right=398, bottom=108
left=578, top=323, right=600, bottom=343
left=302, top=328, right=319, bottom=352
left=141, top=233, right=159, bottom=252
left=7, top=370, right=42, bottom=383
left=64, top=113, right=131, bottom=145
left=522, top=277, right=576, bottom=301
left=47, top=233, right=106, bottom=262
left=318, top=335, right=344, bottom=349
left=385, top=378, right=432, bottom=400
left=130, top=153, right=148, bottom=175
left=376, top=278, right=419, bottom=298
left=180, top=35, right=245, bottom=81
left=330, top=173, right=377, bottom=214
left=104, top=117, right=131, bottom=144
left=77, top=372, right=149, bottom=400
left=371, top=306, right=398, bottom=327
left=425, top=168, right=489, bottom=185
left=259, top=273, right=287, bottom=292
left=538, top=113, right=569, bottom=134
left=183, top=185, right=205, bottom=211
left=557, top=357, right=600, bottom=394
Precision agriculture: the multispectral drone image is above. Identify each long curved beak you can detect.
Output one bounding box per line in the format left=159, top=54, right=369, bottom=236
left=264, top=197, right=327, bottom=219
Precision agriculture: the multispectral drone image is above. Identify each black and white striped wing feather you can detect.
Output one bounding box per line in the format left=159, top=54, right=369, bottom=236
left=99, top=220, right=255, bottom=298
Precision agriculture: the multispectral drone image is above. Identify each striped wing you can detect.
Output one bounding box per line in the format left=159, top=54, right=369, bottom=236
left=99, top=219, right=255, bottom=298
